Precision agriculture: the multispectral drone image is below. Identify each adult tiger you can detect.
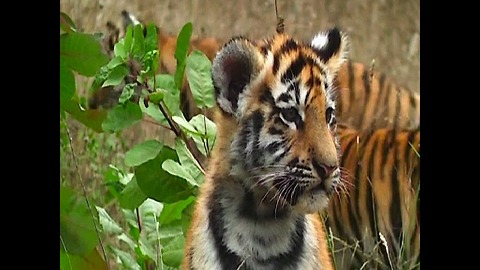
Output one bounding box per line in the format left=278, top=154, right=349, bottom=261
left=335, top=60, right=420, bottom=130
left=182, top=28, right=349, bottom=269
left=325, top=124, right=420, bottom=270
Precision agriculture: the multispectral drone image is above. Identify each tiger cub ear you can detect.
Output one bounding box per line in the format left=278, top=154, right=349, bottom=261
left=310, top=27, right=349, bottom=74
left=212, top=38, right=263, bottom=116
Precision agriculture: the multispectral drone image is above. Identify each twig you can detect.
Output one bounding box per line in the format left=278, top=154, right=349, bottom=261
left=136, top=208, right=142, bottom=233
left=157, top=101, right=206, bottom=171
left=64, top=119, right=110, bottom=270
left=60, top=235, right=73, bottom=270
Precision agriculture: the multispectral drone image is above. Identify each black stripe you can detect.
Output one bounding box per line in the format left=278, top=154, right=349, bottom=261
left=250, top=110, right=264, bottom=168
left=345, top=151, right=363, bottom=246
left=260, top=44, right=270, bottom=57
left=293, top=81, right=300, bottom=104
left=208, top=185, right=244, bottom=270
left=409, top=93, right=418, bottom=121
left=382, top=130, right=396, bottom=175
left=239, top=188, right=289, bottom=221
left=260, top=85, right=275, bottom=105
left=359, top=66, right=371, bottom=129
left=366, top=134, right=379, bottom=245
left=351, top=130, right=374, bottom=247
left=281, top=56, right=306, bottom=84
left=287, top=157, right=299, bottom=167
left=277, top=92, right=291, bottom=103
left=390, top=135, right=403, bottom=254
left=268, top=126, right=283, bottom=135
left=274, top=144, right=291, bottom=163
left=347, top=60, right=355, bottom=117
left=254, top=217, right=306, bottom=269
left=266, top=141, right=284, bottom=154
left=273, top=39, right=299, bottom=75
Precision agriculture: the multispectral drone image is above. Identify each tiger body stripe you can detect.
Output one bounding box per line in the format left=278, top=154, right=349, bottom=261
left=326, top=125, right=420, bottom=269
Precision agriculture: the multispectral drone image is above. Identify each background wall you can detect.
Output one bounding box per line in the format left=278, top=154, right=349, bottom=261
left=60, top=0, right=420, bottom=93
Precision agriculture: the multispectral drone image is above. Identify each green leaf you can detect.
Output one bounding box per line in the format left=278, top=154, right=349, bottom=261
left=141, top=50, right=159, bottom=77
left=110, top=247, right=142, bottom=270
left=174, top=138, right=203, bottom=181
left=114, top=41, right=127, bottom=59
left=102, top=102, right=143, bottom=132
left=107, top=56, right=125, bottom=69
left=162, top=159, right=199, bottom=187
left=61, top=99, right=107, bottom=132
left=60, top=32, right=109, bottom=77
left=174, top=22, right=193, bottom=89
left=60, top=249, right=107, bottom=270
left=59, top=186, right=99, bottom=256
left=117, top=233, right=136, bottom=250
left=135, top=146, right=193, bottom=203
left=119, top=83, right=137, bottom=104
left=102, top=64, right=129, bottom=87
left=164, top=90, right=182, bottom=117
left=189, top=114, right=217, bottom=156
left=119, top=176, right=148, bottom=209
left=60, top=12, right=77, bottom=32
left=159, top=196, right=195, bottom=225
left=145, top=23, right=159, bottom=52
left=186, top=50, right=215, bottom=108
left=181, top=202, right=195, bottom=236
left=148, top=89, right=166, bottom=104
left=189, top=114, right=217, bottom=137
left=125, top=140, right=163, bottom=167
left=138, top=237, right=158, bottom=264
left=132, top=24, right=145, bottom=60
left=60, top=56, right=75, bottom=106
left=89, top=66, right=110, bottom=93
left=172, top=116, right=198, bottom=135
left=140, top=90, right=181, bottom=126
left=140, top=98, right=166, bottom=124
left=162, top=234, right=185, bottom=267
left=151, top=74, right=176, bottom=93
left=102, top=165, right=124, bottom=200
left=140, top=198, right=164, bottom=218
left=137, top=199, right=163, bottom=264
left=124, top=24, right=134, bottom=55
left=96, top=206, right=123, bottom=234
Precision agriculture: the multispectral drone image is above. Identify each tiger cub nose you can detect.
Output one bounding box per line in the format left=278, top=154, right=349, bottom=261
left=313, top=161, right=338, bottom=179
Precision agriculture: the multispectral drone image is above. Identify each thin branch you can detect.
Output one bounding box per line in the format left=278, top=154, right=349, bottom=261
left=136, top=208, right=142, bottom=233
left=157, top=101, right=206, bottom=171
left=60, top=235, right=73, bottom=270
left=63, top=119, right=110, bottom=270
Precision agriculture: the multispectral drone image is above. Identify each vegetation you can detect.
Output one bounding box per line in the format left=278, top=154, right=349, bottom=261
left=60, top=11, right=418, bottom=270
left=60, top=11, right=215, bottom=269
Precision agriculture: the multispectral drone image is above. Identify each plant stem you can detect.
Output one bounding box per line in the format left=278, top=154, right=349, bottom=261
left=64, top=119, right=110, bottom=270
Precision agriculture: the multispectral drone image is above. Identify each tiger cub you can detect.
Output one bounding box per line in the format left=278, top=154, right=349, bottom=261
left=182, top=28, right=348, bottom=270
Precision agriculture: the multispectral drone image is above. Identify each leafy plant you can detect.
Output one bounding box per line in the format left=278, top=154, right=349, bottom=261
left=60, top=11, right=215, bottom=270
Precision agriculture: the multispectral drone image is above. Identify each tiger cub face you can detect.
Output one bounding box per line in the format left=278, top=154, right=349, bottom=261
left=211, top=28, right=348, bottom=215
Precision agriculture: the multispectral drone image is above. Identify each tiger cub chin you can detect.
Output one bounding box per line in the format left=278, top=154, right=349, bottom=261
left=182, top=27, right=349, bottom=270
